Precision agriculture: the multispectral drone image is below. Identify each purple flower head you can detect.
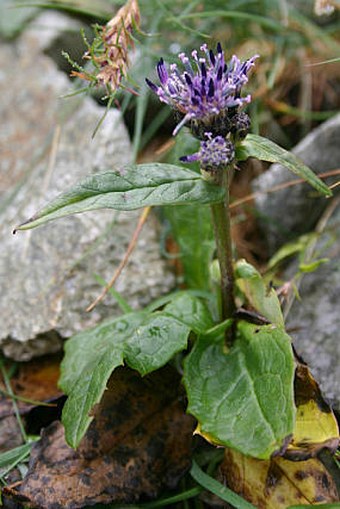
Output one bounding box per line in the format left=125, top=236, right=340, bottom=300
left=180, top=132, right=235, bottom=171
left=146, top=43, right=258, bottom=136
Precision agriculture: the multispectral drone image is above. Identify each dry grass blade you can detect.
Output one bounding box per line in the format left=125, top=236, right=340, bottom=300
left=230, top=169, right=340, bottom=210
left=86, top=206, right=151, bottom=312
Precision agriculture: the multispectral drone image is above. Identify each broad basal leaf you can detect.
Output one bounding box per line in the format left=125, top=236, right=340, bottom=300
left=235, top=259, right=284, bottom=327
left=164, top=292, right=214, bottom=334
left=236, top=134, right=332, bottom=197
left=15, top=163, right=224, bottom=231
left=60, top=293, right=213, bottom=448
left=60, top=312, right=142, bottom=448
left=183, top=320, right=296, bottom=459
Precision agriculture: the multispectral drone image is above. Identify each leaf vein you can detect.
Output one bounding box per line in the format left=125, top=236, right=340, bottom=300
left=239, top=347, right=277, bottom=441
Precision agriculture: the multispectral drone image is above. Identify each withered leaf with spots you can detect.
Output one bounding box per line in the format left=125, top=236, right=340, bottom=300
left=284, top=358, right=339, bottom=460
left=4, top=366, right=195, bottom=509
left=220, top=448, right=339, bottom=508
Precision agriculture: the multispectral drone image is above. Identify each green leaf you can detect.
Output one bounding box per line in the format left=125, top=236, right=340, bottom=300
left=236, top=134, right=332, bottom=197
left=15, top=163, right=224, bottom=231
left=0, top=442, right=34, bottom=468
left=163, top=291, right=214, bottom=334
left=60, top=293, right=214, bottom=448
left=204, top=318, right=234, bottom=341
left=235, top=259, right=284, bottom=327
left=164, top=203, right=215, bottom=291
left=123, top=312, right=190, bottom=376
left=141, top=487, right=203, bottom=508
left=144, top=289, right=211, bottom=313
left=0, top=1, right=39, bottom=39
left=183, top=321, right=296, bottom=459
left=287, top=505, right=340, bottom=509
left=267, top=233, right=317, bottom=270
left=299, top=258, right=329, bottom=273
left=60, top=313, right=142, bottom=448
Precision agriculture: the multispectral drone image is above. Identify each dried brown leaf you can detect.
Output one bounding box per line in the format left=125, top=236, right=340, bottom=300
left=0, top=355, right=62, bottom=420
left=4, top=366, right=195, bottom=509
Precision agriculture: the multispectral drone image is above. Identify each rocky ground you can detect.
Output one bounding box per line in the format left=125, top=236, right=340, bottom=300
left=0, top=11, right=174, bottom=360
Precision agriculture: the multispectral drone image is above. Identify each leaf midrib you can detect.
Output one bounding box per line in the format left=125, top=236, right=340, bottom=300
left=40, top=173, right=205, bottom=216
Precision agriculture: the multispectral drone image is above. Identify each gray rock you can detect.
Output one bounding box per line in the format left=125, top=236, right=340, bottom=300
left=253, top=114, right=340, bottom=254
left=0, top=14, right=174, bottom=361
left=20, top=10, right=85, bottom=53
left=22, top=10, right=93, bottom=74
left=286, top=207, right=340, bottom=410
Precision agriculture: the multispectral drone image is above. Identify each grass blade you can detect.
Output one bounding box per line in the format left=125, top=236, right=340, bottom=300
left=190, top=460, right=256, bottom=509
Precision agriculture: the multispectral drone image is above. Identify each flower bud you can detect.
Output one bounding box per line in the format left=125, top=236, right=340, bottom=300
left=230, top=112, right=251, bottom=141
left=180, top=133, right=235, bottom=184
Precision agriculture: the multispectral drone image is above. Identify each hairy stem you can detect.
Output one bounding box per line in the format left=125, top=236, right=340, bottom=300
left=211, top=168, right=235, bottom=344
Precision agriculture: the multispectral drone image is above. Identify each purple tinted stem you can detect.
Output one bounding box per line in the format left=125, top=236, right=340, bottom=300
left=210, top=167, right=235, bottom=345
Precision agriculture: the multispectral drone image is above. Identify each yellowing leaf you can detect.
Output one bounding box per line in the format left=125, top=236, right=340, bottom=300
left=221, top=448, right=339, bottom=508
left=285, top=361, right=339, bottom=460
left=299, top=258, right=329, bottom=273
left=193, top=424, right=222, bottom=447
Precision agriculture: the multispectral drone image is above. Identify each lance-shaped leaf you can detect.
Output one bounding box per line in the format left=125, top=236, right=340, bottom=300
left=236, top=134, right=332, bottom=197
left=14, top=163, right=225, bottom=231
left=183, top=320, right=296, bottom=459
left=60, top=293, right=213, bottom=448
